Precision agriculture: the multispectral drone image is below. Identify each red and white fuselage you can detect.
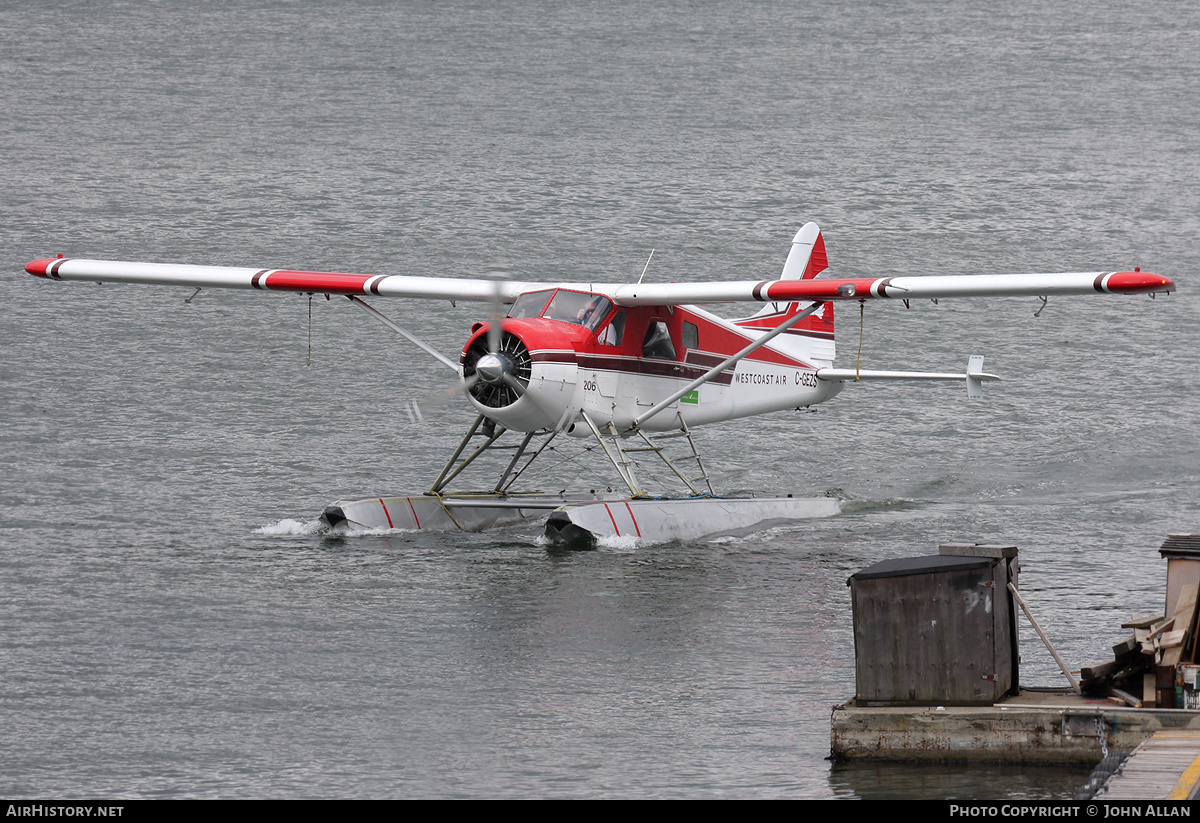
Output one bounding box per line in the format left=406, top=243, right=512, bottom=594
left=457, top=297, right=842, bottom=434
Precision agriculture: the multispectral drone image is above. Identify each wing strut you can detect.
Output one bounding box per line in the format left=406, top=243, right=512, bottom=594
left=429, top=415, right=509, bottom=493
left=346, top=295, right=459, bottom=372
left=630, top=301, right=825, bottom=431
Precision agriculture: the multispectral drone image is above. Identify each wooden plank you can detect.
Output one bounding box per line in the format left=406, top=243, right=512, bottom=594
left=1123, top=615, right=1167, bottom=629
left=1081, top=659, right=1119, bottom=682
left=1083, top=645, right=1149, bottom=684
left=1160, top=583, right=1198, bottom=667
left=1114, top=635, right=1140, bottom=657
left=1160, top=629, right=1188, bottom=649
left=1171, top=583, right=1198, bottom=639
left=1104, top=731, right=1200, bottom=800
left=1108, top=686, right=1142, bottom=708
left=1175, top=583, right=1198, bottom=623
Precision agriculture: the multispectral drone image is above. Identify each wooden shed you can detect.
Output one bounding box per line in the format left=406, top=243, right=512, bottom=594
left=848, top=545, right=1019, bottom=706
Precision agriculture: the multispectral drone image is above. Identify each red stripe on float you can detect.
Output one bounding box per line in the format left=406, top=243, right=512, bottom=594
left=405, top=498, right=419, bottom=529
left=379, top=498, right=394, bottom=528
left=603, top=502, right=620, bottom=536
left=624, top=502, right=641, bottom=537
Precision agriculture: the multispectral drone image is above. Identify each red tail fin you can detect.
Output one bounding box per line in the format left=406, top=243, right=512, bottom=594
left=738, top=223, right=835, bottom=345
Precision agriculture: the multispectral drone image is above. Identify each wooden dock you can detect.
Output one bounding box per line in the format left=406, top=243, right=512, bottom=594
left=831, top=689, right=1200, bottom=764
left=1102, top=730, right=1200, bottom=800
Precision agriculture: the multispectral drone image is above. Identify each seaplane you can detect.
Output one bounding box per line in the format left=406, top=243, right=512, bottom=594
left=26, top=223, right=1175, bottom=546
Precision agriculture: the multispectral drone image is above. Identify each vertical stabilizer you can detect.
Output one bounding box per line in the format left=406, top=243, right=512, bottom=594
left=779, top=222, right=828, bottom=282
left=737, top=223, right=836, bottom=364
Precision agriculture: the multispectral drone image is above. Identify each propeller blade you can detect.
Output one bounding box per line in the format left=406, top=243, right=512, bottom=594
left=485, top=268, right=509, bottom=355
left=500, top=373, right=576, bottom=433
left=500, top=372, right=526, bottom=397
left=393, top=267, right=508, bottom=425
left=403, top=374, right=480, bottom=423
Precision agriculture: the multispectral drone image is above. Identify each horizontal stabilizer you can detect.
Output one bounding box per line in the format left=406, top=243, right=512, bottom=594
left=816, top=368, right=1001, bottom=382
left=818, top=355, right=999, bottom=398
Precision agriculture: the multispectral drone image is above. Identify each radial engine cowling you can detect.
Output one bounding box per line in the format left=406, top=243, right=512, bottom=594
left=460, top=318, right=581, bottom=432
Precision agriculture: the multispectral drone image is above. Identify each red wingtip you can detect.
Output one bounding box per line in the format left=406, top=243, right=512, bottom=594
left=1106, top=271, right=1176, bottom=294
left=25, top=258, right=57, bottom=278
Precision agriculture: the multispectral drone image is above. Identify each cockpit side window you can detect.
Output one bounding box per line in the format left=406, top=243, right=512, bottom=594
left=597, top=310, right=626, bottom=346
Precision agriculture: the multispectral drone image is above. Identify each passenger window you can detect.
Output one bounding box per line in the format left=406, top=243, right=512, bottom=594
left=682, top=321, right=698, bottom=350
left=641, top=320, right=676, bottom=360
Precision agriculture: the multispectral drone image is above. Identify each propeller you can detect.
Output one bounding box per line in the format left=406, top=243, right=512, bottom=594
left=459, top=269, right=585, bottom=434
left=463, top=270, right=532, bottom=409
left=403, top=267, right=532, bottom=422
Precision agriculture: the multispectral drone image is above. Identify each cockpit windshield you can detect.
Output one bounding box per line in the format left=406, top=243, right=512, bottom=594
left=541, top=291, right=613, bottom=332
left=507, top=290, right=555, bottom=319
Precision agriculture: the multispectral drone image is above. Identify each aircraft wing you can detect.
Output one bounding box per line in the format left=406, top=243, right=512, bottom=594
left=26, top=257, right=1174, bottom=303
left=606, top=271, right=1174, bottom=304
left=24, top=258, right=547, bottom=302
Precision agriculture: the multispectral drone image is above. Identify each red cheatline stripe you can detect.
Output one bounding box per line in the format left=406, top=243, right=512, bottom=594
left=406, top=498, right=421, bottom=529
left=603, top=502, right=620, bottom=536
left=378, top=498, right=393, bottom=528
left=624, top=502, right=641, bottom=537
